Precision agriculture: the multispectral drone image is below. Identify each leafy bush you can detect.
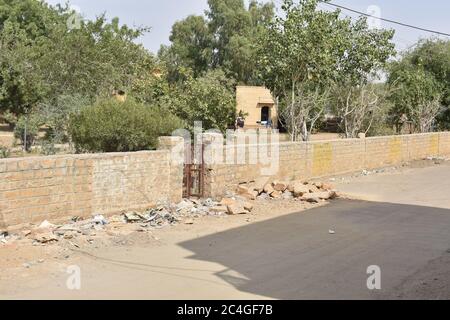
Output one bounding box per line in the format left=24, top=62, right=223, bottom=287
left=69, top=98, right=184, bottom=153
left=2, top=110, right=18, bottom=129
left=40, top=140, right=57, bottom=156
left=13, top=114, right=42, bottom=151
left=38, top=94, right=91, bottom=144
left=163, top=69, right=236, bottom=132
left=0, top=146, right=10, bottom=158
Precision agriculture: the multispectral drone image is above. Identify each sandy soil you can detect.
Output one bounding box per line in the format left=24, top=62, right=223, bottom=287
left=0, top=198, right=327, bottom=299
left=334, top=158, right=450, bottom=209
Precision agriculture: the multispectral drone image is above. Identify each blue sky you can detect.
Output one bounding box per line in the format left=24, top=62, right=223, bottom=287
left=44, top=0, right=450, bottom=54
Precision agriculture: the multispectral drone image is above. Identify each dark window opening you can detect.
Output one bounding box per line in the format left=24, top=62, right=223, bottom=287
left=261, top=106, right=270, bottom=123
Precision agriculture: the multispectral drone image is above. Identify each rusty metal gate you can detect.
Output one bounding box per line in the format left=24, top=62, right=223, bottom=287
left=183, top=143, right=205, bottom=198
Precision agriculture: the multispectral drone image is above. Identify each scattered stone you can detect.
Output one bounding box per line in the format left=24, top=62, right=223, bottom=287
left=313, top=182, right=324, bottom=189
left=301, top=194, right=320, bottom=203
left=257, top=193, right=270, bottom=201
left=220, top=198, right=237, bottom=206
left=239, top=179, right=340, bottom=204
left=37, top=220, right=57, bottom=230
left=264, top=183, right=274, bottom=194
left=237, top=185, right=258, bottom=200
left=237, top=185, right=250, bottom=195
left=308, top=185, right=321, bottom=193
left=282, top=191, right=294, bottom=200
left=270, top=190, right=282, bottom=199
left=123, top=212, right=144, bottom=223
left=33, top=232, right=58, bottom=244
left=243, top=202, right=254, bottom=212
left=227, top=204, right=248, bottom=215
left=293, top=183, right=310, bottom=197
left=310, top=191, right=334, bottom=200
left=184, top=219, right=194, bottom=225
left=252, top=177, right=271, bottom=194
left=329, top=230, right=336, bottom=235
left=273, top=181, right=288, bottom=192
left=210, top=206, right=228, bottom=214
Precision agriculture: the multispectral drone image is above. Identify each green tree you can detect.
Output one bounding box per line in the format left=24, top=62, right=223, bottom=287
left=163, top=69, right=236, bottom=132
left=388, top=39, right=449, bottom=129
left=160, top=0, right=274, bottom=84
left=257, top=0, right=395, bottom=140
left=0, top=20, right=46, bottom=114
left=0, top=0, right=155, bottom=117
left=388, top=65, right=443, bottom=133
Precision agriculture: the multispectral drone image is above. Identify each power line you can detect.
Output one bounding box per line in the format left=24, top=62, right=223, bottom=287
left=316, top=2, right=418, bottom=52
left=320, top=1, right=450, bottom=37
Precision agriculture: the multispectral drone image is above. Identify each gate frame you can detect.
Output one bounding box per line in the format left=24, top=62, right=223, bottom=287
left=183, top=143, right=205, bottom=198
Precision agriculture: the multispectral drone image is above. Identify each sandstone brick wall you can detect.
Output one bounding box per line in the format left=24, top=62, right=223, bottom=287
left=0, top=142, right=183, bottom=228
left=1, top=132, right=449, bottom=228
left=207, top=132, right=450, bottom=197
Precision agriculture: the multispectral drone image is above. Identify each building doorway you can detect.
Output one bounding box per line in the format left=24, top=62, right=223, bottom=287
left=261, top=106, right=270, bottom=123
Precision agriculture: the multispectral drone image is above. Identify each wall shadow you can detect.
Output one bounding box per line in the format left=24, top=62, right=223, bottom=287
left=179, top=199, right=450, bottom=300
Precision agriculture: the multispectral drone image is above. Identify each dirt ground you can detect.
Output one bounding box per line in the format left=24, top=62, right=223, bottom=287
left=0, top=198, right=326, bottom=299
left=334, top=158, right=450, bottom=209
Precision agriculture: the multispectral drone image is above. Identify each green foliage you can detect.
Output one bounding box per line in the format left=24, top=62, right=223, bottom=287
left=256, top=0, right=395, bottom=140
left=39, top=140, right=57, bottom=156
left=258, top=0, right=395, bottom=92
left=388, top=39, right=449, bottom=129
left=38, top=94, right=91, bottom=144
left=68, top=98, right=184, bottom=153
left=13, top=113, right=42, bottom=151
left=0, top=145, right=10, bottom=158
left=163, top=69, right=236, bottom=132
left=131, top=69, right=170, bottom=105
left=0, top=0, right=155, bottom=116
left=388, top=65, right=443, bottom=132
left=160, top=0, right=274, bottom=84
left=409, top=39, right=450, bottom=106
left=1, top=110, right=17, bottom=128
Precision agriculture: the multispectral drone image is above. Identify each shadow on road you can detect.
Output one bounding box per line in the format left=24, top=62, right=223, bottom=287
left=180, top=199, right=450, bottom=299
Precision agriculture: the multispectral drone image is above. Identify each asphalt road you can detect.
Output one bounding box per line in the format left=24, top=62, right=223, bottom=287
left=180, top=199, right=450, bottom=299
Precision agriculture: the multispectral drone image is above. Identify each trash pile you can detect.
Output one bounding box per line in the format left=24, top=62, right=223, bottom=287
left=0, top=198, right=234, bottom=247
left=0, top=231, right=10, bottom=244
left=235, top=178, right=338, bottom=204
